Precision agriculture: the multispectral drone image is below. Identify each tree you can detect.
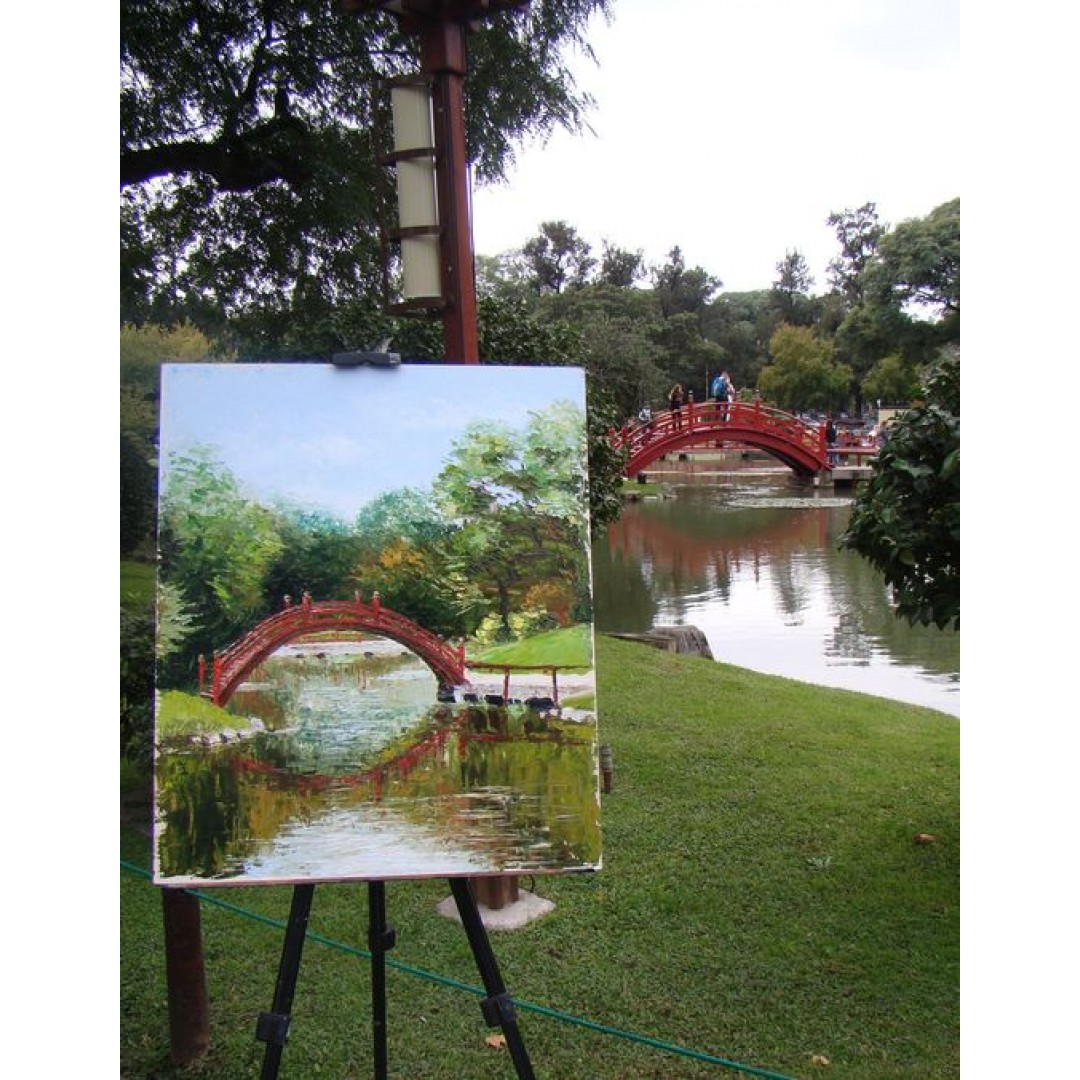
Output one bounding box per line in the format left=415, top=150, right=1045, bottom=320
left=861, top=353, right=919, bottom=408
left=771, top=249, right=816, bottom=326
left=436, top=403, right=589, bottom=635
left=597, top=240, right=645, bottom=287
left=868, top=198, right=960, bottom=319
left=121, top=433, right=156, bottom=555
left=700, top=290, right=777, bottom=393
left=157, top=449, right=284, bottom=679
left=826, top=202, right=886, bottom=304
left=520, top=220, right=596, bottom=294
left=831, top=199, right=959, bottom=409
left=262, top=506, right=363, bottom=606
left=539, top=283, right=666, bottom=417
left=120, top=322, right=224, bottom=553
left=758, top=324, right=852, bottom=413
left=351, top=488, right=466, bottom=637
left=121, top=0, right=611, bottom=326
left=651, top=246, right=721, bottom=317
left=842, top=348, right=959, bottom=630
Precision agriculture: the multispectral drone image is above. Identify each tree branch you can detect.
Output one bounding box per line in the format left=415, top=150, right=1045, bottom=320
left=121, top=115, right=313, bottom=191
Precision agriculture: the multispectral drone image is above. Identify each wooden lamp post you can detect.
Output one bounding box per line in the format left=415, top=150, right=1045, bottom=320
left=345, top=1, right=530, bottom=364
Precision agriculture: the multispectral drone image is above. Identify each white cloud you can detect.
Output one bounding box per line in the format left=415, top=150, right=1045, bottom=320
left=470, top=0, right=960, bottom=293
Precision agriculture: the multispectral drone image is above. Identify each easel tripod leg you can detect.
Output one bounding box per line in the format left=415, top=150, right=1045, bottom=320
left=449, top=878, right=536, bottom=1080
left=368, top=880, right=396, bottom=1080
left=256, top=883, right=316, bottom=1080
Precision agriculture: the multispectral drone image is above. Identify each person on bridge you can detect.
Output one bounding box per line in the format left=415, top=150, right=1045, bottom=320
left=825, top=415, right=838, bottom=464
left=668, top=383, right=685, bottom=428
left=711, top=371, right=734, bottom=421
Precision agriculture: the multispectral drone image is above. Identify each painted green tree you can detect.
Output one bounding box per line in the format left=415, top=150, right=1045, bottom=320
left=158, top=449, right=284, bottom=678
left=436, top=402, right=589, bottom=637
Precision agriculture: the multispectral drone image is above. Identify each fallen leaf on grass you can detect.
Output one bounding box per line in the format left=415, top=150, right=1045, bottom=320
left=913, top=833, right=937, bottom=844
left=811, top=1053, right=831, bottom=1066
left=485, top=1034, right=507, bottom=1050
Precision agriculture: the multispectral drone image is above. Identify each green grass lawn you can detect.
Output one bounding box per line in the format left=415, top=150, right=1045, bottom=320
left=471, top=624, right=593, bottom=670
left=121, top=634, right=958, bottom=1079
left=156, top=690, right=239, bottom=740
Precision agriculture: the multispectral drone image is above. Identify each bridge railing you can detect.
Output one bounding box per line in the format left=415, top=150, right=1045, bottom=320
left=209, top=596, right=466, bottom=701
left=612, top=399, right=826, bottom=460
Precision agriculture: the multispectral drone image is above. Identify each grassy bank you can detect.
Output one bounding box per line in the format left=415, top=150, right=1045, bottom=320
left=121, top=635, right=958, bottom=1079
left=471, top=624, right=592, bottom=670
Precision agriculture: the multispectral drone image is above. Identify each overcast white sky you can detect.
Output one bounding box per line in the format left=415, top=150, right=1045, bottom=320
left=470, top=0, right=961, bottom=294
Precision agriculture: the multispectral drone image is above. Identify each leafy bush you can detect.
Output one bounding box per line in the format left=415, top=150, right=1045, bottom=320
left=843, top=349, right=959, bottom=629
left=120, top=433, right=155, bottom=555
left=120, top=604, right=155, bottom=766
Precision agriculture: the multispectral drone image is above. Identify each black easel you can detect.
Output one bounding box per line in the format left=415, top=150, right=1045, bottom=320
left=255, top=877, right=535, bottom=1080
left=256, top=884, right=315, bottom=1080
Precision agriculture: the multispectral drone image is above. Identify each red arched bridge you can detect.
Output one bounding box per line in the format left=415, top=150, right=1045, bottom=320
left=202, top=594, right=467, bottom=705
left=611, top=399, right=832, bottom=478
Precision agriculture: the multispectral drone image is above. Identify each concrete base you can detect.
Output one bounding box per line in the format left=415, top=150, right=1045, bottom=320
left=435, top=889, right=556, bottom=931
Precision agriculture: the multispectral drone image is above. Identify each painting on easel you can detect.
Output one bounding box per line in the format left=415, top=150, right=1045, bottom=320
left=152, top=362, right=601, bottom=887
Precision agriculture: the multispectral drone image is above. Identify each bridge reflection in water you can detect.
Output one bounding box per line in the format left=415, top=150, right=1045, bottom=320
left=156, top=641, right=601, bottom=886
left=593, top=462, right=960, bottom=716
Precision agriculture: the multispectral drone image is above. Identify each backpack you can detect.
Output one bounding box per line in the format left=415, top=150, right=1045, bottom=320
left=711, top=375, right=728, bottom=399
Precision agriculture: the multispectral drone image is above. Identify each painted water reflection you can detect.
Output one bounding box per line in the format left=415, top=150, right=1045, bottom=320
left=155, top=640, right=601, bottom=884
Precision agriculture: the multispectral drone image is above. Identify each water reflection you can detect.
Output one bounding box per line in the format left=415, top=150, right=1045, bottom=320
left=593, top=457, right=959, bottom=716
left=155, top=641, right=601, bottom=884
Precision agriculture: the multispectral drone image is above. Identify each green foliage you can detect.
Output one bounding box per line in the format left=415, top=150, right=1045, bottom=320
left=120, top=433, right=155, bottom=555
left=843, top=349, right=960, bottom=629
left=155, top=580, right=200, bottom=660
left=120, top=322, right=224, bottom=553
left=861, top=352, right=919, bottom=407
left=870, top=198, right=960, bottom=317
left=585, top=384, right=629, bottom=534
left=826, top=202, right=886, bottom=303
left=831, top=200, right=959, bottom=388
left=651, top=245, right=721, bottom=317
left=770, top=249, right=816, bottom=326
left=437, top=403, right=590, bottom=632
left=597, top=240, right=645, bottom=287
left=158, top=449, right=285, bottom=673
left=758, top=324, right=853, bottom=413
left=155, top=690, right=238, bottom=740
left=478, top=293, right=582, bottom=366
left=520, top=220, right=596, bottom=294
left=352, top=493, right=469, bottom=639
left=699, top=289, right=777, bottom=392
left=263, top=506, right=363, bottom=607
left=120, top=602, right=155, bottom=765
left=121, top=0, right=610, bottom=327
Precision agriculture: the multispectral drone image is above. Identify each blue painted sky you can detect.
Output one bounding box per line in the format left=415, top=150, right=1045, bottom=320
left=160, top=363, right=586, bottom=519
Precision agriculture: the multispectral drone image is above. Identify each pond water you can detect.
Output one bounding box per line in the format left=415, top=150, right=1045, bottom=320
left=155, top=639, right=601, bottom=885
left=591, top=454, right=959, bottom=718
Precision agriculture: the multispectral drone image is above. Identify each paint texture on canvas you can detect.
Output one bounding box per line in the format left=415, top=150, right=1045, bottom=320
left=153, top=363, right=601, bottom=886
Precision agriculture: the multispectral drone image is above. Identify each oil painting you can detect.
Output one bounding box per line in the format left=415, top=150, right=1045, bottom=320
left=153, top=363, right=601, bottom=887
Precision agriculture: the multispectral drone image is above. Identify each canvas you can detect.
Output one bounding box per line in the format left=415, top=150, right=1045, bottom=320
left=152, top=362, right=601, bottom=887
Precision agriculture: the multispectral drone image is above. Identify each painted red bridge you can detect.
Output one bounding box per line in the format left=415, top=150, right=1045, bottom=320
left=203, top=593, right=467, bottom=705
left=611, top=399, right=832, bottom=478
